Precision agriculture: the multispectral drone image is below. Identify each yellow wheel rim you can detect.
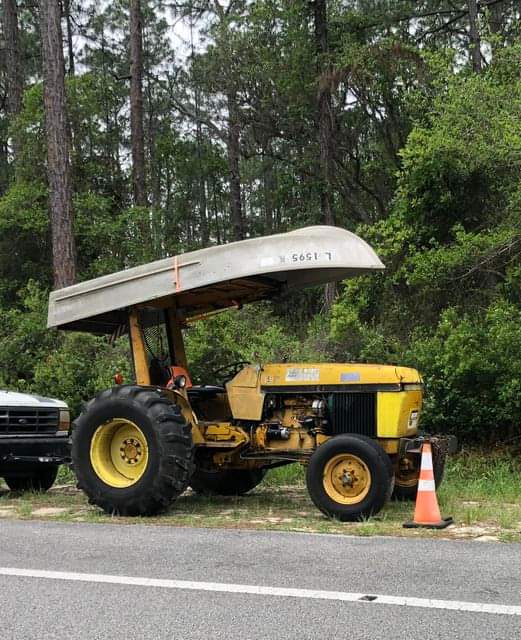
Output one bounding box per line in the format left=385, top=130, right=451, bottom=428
left=90, top=419, right=149, bottom=488
left=323, top=453, right=371, bottom=505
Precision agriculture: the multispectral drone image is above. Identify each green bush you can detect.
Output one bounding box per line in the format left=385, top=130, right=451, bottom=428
left=0, top=281, right=131, bottom=416
left=184, top=303, right=303, bottom=382
left=32, top=333, right=131, bottom=416
left=407, top=302, right=521, bottom=442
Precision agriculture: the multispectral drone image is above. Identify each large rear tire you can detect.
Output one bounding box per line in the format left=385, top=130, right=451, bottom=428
left=72, top=386, right=194, bottom=516
left=306, top=434, right=393, bottom=521
left=4, top=465, right=58, bottom=493
left=190, top=468, right=266, bottom=496
left=392, top=445, right=446, bottom=501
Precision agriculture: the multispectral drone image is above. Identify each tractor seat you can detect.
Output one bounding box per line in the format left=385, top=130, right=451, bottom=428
left=188, top=384, right=226, bottom=398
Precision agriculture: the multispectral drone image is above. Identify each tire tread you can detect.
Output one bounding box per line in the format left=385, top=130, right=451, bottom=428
left=72, top=385, right=194, bottom=516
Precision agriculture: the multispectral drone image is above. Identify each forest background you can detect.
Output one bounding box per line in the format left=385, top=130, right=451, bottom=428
left=1, top=0, right=520, bottom=444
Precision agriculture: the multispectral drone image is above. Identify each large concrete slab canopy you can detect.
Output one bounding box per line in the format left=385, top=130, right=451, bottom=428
left=47, top=225, right=384, bottom=334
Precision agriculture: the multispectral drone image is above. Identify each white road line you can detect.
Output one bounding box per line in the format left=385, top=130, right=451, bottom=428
left=0, top=567, right=520, bottom=617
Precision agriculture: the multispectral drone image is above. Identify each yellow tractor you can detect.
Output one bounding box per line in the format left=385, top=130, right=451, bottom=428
left=48, top=226, right=451, bottom=520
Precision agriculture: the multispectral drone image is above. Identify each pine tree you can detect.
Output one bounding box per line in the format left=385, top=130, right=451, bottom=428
left=40, top=0, right=77, bottom=288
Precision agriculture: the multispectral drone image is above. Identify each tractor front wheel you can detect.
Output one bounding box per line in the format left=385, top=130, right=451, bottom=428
left=306, top=435, right=393, bottom=521
left=72, top=386, right=194, bottom=516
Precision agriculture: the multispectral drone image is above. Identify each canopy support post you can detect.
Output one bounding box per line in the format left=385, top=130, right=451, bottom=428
left=166, top=305, right=188, bottom=370
left=129, top=308, right=151, bottom=385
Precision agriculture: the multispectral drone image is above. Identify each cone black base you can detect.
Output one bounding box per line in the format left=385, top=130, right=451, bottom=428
left=403, top=516, right=454, bottom=530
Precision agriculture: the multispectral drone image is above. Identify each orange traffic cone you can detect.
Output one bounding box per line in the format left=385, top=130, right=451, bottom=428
left=403, top=440, right=453, bottom=529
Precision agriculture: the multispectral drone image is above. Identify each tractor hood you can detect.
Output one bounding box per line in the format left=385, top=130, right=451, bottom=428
left=259, top=363, right=422, bottom=390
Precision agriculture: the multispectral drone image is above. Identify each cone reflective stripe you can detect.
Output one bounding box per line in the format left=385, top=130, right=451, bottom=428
left=417, top=479, right=436, bottom=492
left=403, top=441, right=453, bottom=529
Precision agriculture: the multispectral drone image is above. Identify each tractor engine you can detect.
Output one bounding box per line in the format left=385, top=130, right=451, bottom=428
left=251, top=394, right=323, bottom=453
left=226, top=363, right=423, bottom=457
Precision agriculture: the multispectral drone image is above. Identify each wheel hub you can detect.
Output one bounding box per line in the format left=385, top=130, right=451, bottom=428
left=341, top=471, right=353, bottom=487
left=120, top=438, right=142, bottom=464
left=323, top=453, right=372, bottom=505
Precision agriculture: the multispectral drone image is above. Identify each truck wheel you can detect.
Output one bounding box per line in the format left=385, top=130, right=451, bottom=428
left=4, top=465, right=58, bottom=493
left=72, top=386, right=194, bottom=516
left=306, top=435, right=393, bottom=521
left=190, top=468, right=266, bottom=496
left=393, top=446, right=445, bottom=501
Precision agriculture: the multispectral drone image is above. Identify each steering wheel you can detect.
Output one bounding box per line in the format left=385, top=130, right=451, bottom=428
left=212, top=361, right=251, bottom=385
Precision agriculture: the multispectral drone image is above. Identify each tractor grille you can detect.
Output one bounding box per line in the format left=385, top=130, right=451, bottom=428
left=328, top=393, right=376, bottom=437
left=0, top=407, right=59, bottom=435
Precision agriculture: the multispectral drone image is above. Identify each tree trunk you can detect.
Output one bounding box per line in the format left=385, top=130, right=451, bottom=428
left=226, top=90, right=244, bottom=241
left=40, top=0, right=77, bottom=288
left=2, top=0, right=23, bottom=155
left=63, top=0, right=75, bottom=75
left=263, top=152, right=274, bottom=235
left=196, top=123, right=209, bottom=246
left=189, top=7, right=209, bottom=248
left=488, top=2, right=503, bottom=36
left=488, top=1, right=504, bottom=59
left=211, top=176, right=222, bottom=245
left=199, top=173, right=209, bottom=246
left=467, top=0, right=482, bottom=72
left=313, top=0, right=336, bottom=307
left=129, top=0, right=147, bottom=207
left=314, top=0, right=334, bottom=227
left=146, top=79, right=162, bottom=254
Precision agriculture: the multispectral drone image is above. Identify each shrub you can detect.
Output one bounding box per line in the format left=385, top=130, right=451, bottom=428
left=407, top=302, right=521, bottom=443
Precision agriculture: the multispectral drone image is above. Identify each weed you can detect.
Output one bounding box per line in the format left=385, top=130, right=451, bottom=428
left=17, top=501, right=33, bottom=518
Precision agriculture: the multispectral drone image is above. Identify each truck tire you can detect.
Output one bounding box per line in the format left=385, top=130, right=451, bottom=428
left=190, top=468, right=266, bottom=496
left=72, top=386, right=194, bottom=516
left=4, top=465, right=58, bottom=493
left=306, top=434, right=393, bottom=521
left=392, top=445, right=445, bottom=501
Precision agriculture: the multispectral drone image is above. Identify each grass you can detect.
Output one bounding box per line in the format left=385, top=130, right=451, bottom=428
left=0, top=451, right=520, bottom=541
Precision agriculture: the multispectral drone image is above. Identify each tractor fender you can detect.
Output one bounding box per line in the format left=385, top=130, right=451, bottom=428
left=161, top=387, right=204, bottom=444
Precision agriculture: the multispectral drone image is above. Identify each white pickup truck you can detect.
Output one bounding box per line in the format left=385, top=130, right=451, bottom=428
left=0, top=390, right=71, bottom=491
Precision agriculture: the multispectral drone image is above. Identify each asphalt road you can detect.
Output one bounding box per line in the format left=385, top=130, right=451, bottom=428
left=0, top=520, right=520, bottom=640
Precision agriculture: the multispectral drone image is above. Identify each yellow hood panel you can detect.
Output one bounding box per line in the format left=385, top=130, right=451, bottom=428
left=259, top=363, right=421, bottom=387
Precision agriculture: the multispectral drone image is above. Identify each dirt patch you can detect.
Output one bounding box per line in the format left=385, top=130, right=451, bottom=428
left=32, top=507, right=69, bottom=517
left=446, top=524, right=502, bottom=540
left=48, top=484, right=80, bottom=495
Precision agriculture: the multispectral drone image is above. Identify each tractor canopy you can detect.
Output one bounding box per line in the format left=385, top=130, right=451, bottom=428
left=47, top=225, right=384, bottom=334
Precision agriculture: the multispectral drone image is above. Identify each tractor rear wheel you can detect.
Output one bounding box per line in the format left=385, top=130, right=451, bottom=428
left=392, top=444, right=446, bottom=501
left=306, top=434, right=394, bottom=521
left=72, top=386, right=194, bottom=516
left=4, top=465, right=58, bottom=493
left=190, top=468, right=266, bottom=496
